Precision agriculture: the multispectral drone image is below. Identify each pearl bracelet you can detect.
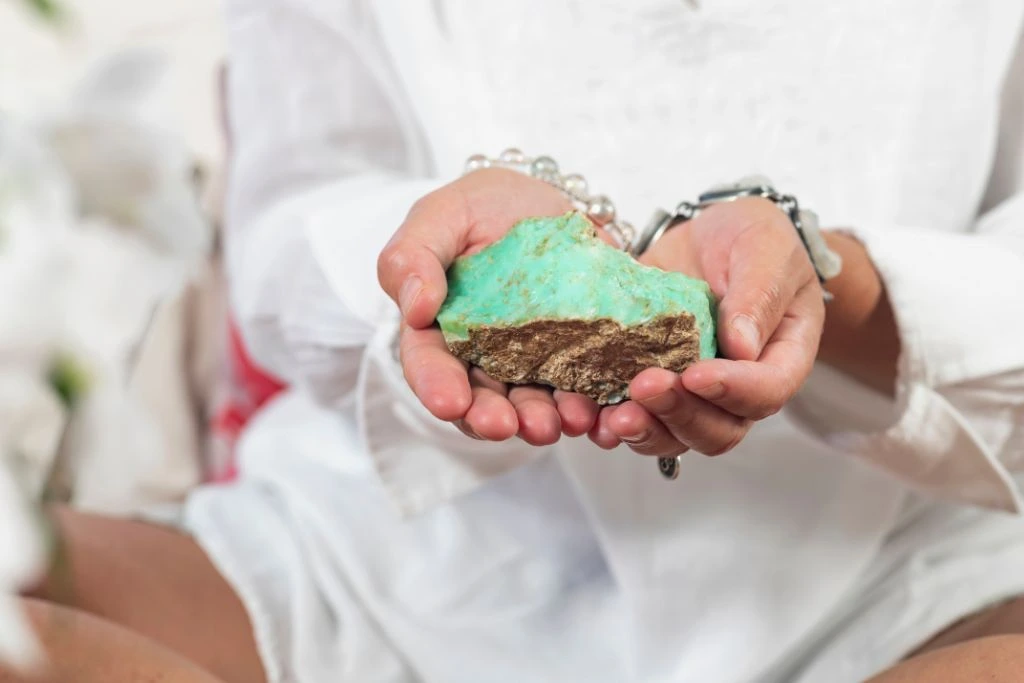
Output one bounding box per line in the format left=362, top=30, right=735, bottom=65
left=464, top=149, right=637, bottom=251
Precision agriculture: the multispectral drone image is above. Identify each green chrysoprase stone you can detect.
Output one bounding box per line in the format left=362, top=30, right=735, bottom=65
left=437, top=211, right=717, bottom=404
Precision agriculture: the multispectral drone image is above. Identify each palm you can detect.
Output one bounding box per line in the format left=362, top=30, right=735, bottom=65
left=379, top=168, right=604, bottom=444
left=640, top=207, right=754, bottom=302
left=591, top=198, right=826, bottom=456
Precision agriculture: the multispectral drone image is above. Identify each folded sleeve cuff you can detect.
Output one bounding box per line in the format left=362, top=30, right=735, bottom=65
left=788, top=369, right=1023, bottom=513
left=787, top=221, right=1024, bottom=513
left=302, top=174, right=440, bottom=333
left=358, top=315, right=551, bottom=517
left=851, top=222, right=1024, bottom=387
left=296, top=174, right=551, bottom=514
left=228, top=173, right=437, bottom=401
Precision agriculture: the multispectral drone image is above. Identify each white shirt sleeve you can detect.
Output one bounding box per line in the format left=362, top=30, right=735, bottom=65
left=224, top=0, right=545, bottom=514
left=787, top=28, right=1024, bottom=513
left=223, top=0, right=437, bottom=405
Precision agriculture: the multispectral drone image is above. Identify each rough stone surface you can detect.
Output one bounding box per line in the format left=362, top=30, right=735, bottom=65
left=437, top=211, right=717, bottom=404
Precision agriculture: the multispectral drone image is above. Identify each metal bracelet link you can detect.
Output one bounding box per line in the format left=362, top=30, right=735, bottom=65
left=636, top=178, right=843, bottom=288
left=463, top=149, right=637, bottom=251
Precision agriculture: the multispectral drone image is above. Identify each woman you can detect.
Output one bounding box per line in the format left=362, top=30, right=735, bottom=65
left=12, top=1, right=1024, bottom=682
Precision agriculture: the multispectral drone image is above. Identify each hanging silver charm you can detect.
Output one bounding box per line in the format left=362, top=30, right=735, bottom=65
left=658, top=454, right=682, bottom=480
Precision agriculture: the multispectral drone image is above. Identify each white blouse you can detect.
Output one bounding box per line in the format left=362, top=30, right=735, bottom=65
left=218, top=0, right=1024, bottom=680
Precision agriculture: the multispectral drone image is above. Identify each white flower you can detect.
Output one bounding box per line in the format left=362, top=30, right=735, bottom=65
left=44, top=116, right=211, bottom=260
left=0, top=113, right=76, bottom=385
left=0, top=457, right=46, bottom=672
left=60, top=379, right=170, bottom=515
left=0, top=372, right=67, bottom=501
left=0, top=113, right=76, bottom=233
left=0, top=116, right=66, bottom=673
left=40, top=48, right=213, bottom=263
left=0, top=216, right=65, bottom=384
left=0, top=44, right=217, bottom=669
left=58, top=220, right=192, bottom=364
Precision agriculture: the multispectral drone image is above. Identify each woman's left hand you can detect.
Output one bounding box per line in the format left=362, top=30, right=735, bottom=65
left=590, top=197, right=827, bottom=457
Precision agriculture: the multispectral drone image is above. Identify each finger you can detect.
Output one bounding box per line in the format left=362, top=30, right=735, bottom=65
left=377, top=185, right=469, bottom=328
left=399, top=324, right=472, bottom=421
left=456, top=369, right=510, bottom=438
left=468, top=366, right=509, bottom=395
left=508, top=385, right=562, bottom=446
left=637, top=222, right=703, bottom=277
left=630, top=368, right=751, bottom=456
left=717, top=222, right=815, bottom=361
left=593, top=227, right=620, bottom=248
left=607, top=400, right=689, bottom=457
left=455, top=419, right=483, bottom=440
left=462, top=380, right=519, bottom=441
left=626, top=367, right=678, bottom=402
left=553, top=390, right=601, bottom=437
left=587, top=406, right=622, bottom=450
left=683, top=281, right=825, bottom=419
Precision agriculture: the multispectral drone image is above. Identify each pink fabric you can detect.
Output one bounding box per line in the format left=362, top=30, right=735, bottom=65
left=209, top=320, right=287, bottom=482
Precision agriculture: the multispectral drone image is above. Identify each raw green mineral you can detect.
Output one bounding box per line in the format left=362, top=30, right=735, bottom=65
left=437, top=211, right=717, bottom=404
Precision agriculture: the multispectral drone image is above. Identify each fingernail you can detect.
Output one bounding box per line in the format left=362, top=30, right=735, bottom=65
left=693, top=381, right=725, bottom=400
left=459, top=421, right=483, bottom=440
left=399, top=276, right=423, bottom=318
left=731, top=315, right=761, bottom=354
left=620, top=430, right=650, bottom=445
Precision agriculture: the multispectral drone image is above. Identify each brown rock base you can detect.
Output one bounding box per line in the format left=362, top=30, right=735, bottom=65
left=447, top=314, right=702, bottom=405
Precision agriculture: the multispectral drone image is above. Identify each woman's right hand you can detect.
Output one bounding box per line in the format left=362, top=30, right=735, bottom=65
left=377, top=168, right=602, bottom=445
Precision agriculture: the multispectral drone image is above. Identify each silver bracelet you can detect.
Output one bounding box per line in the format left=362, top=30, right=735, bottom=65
left=636, top=175, right=843, bottom=295
left=464, top=149, right=637, bottom=251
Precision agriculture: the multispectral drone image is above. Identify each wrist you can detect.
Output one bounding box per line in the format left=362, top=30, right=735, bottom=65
left=637, top=177, right=842, bottom=301
left=817, top=231, right=900, bottom=396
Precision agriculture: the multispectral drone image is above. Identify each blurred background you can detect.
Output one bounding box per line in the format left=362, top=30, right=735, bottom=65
left=0, top=0, right=223, bottom=169
left=0, top=0, right=235, bottom=526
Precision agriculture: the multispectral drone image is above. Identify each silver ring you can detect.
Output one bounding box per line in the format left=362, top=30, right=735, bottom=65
left=632, top=208, right=673, bottom=256
left=632, top=202, right=697, bottom=256
left=658, top=455, right=681, bottom=480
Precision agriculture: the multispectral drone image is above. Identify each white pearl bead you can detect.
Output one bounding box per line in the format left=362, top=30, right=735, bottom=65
left=587, top=195, right=616, bottom=224
left=464, top=154, right=491, bottom=173
left=616, top=221, right=636, bottom=243
left=737, top=174, right=774, bottom=189
left=499, top=148, right=526, bottom=165
left=530, top=156, right=559, bottom=178
left=562, top=174, right=588, bottom=197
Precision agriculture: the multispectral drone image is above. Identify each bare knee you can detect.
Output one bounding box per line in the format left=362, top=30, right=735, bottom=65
left=24, top=507, right=264, bottom=683
left=0, top=598, right=224, bottom=683
left=870, top=634, right=1024, bottom=683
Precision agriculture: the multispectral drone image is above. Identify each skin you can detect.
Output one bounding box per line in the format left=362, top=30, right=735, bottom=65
left=869, top=636, right=1024, bottom=683
left=816, top=230, right=901, bottom=396
left=0, top=599, right=225, bottom=683
left=378, top=169, right=899, bottom=457
left=379, top=168, right=602, bottom=444
left=23, top=508, right=265, bottom=683
left=593, top=203, right=902, bottom=457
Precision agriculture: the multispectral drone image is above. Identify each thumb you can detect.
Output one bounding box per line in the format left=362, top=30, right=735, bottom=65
left=717, top=249, right=804, bottom=362
left=377, top=186, right=468, bottom=329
